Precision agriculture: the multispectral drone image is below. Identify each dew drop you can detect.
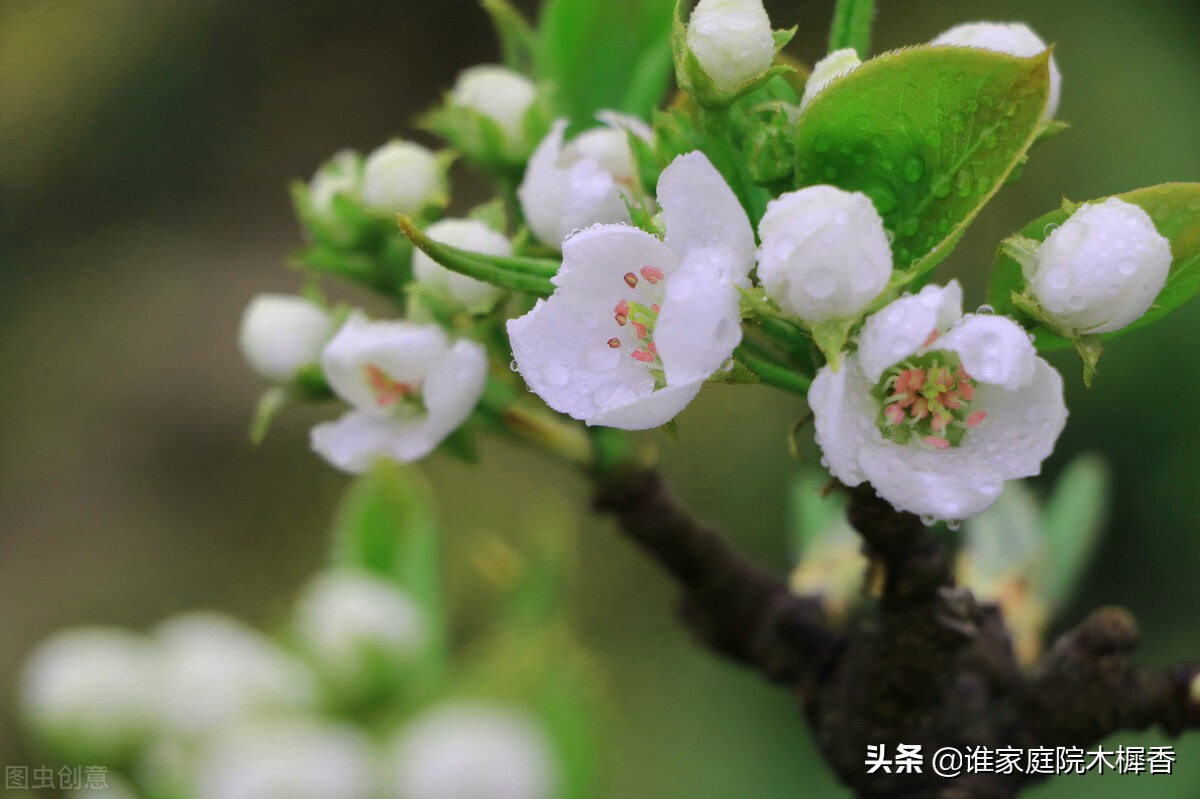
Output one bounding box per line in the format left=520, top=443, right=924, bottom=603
left=509, top=359, right=520, bottom=372
left=814, top=135, right=832, bottom=153
left=977, top=304, right=995, bottom=315
left=929, top=173, right=953, bottom=198
left=867, top=183, right=900, bottom=214
left=902, top=156, right=925, bottom=184
left=1043, top=222, right=1059, bottom=237
left=919, top=514, right=937, bottom=527
left=946, top=520, right=962, bottom=532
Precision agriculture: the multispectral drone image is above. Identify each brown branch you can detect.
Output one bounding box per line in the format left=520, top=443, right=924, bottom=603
left=594, top=465, right=843, bottom=689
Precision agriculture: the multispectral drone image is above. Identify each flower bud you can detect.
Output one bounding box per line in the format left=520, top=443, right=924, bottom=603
left=686, top=0, right=776, bottom=95
left=20, top=628, right=159, bottom=762
left=412, top=219, right=511, bottom=313
left=156, top=613, right=317, bottom=738
left=362, top=140, right=447, bottom=216
left=294, top=571, right=426, bottom=696
left=757, top=186, right=892, bottom=323
left=197, top=721, right=377, bottom=799
left=1026, top=198, right=1171, bottom=334
left=799, top=48, right=862, bottom=111
left=931, top=22, right=1062, bottom=119
left=389, top=703, right=557, bottom=799
left=309, top=150, right=363, bottom=223
left=450, top=65, right=537, bottom=142
left=239, top=294, right=335, bottom=382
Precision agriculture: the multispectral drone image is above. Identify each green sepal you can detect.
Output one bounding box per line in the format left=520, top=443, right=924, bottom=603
left=398, top=216, right=555, bottom=296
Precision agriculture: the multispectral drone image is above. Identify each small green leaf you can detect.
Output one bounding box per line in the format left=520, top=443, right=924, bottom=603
left=795, top=46, right=1051, bottom=276
left=398, top=216, right=555, bottom=296
left=989, top=183, right=1200, bottom=346
left=1040, top=454, right=1110, bottom=608
left=482, top=0, right=538, bottom=76
left=249, top=386, right=289, bottom=446
left=827, top=0, right=875, bottom=58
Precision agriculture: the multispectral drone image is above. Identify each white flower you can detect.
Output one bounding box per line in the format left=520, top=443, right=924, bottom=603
left=931, top=21, right=1062, bottom=120
left=518, top=112, right=652, bottom=250
left=412, top=219, right=511, bottom=313
left=686, top=0, right=776, bottom=94
left=809, top=281, right=1068, bottom=520
left=156, top=613, right=317, bottom=738
left=239, top=294, right=335, bottom=382
left=799, top=48, right=862, bottom=111
left=1026, top=198, right=1171, bottom=334
left=309, top=150, right=363, bottom=222
left=312, top=314, right=487, bottom=471
left=508, top=152, right=755, bottom=430
left=450, top=65, right=537, bottom=141
left=295, top=571, right=426, bottom=692
left=196, top=721, right=377, bottom=799
left=389, top=703, right=556, bottom=799
left=20, top=628, right=159, bottom=761
left=757, top=186, right=892, bottom=324
left=362, top=140, right=446, bottom=215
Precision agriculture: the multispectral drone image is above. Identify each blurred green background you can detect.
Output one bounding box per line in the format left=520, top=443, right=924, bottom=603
left=2, top=0, right=1199, bottom=796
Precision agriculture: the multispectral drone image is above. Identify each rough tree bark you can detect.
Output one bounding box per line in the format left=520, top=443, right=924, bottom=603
left=595, top=467, right=1200, bottom=799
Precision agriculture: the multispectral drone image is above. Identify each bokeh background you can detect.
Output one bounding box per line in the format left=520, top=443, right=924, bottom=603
left=2, top=0, right=1199, bottom=796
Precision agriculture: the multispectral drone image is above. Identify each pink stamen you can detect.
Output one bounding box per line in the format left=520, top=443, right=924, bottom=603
left=365, top=365, right=415, bottom=407
left=966, top=411, right=988, bottom=428
left=623, top=272, right=639, bottom=288
left=957, top=381, right=975, bottom=401
left=640, top=265, right=664, bottom=285
left=942, top=391, right=961, bottom=411
left=651, top=303, right=660, bottom=313
left=925, top=436, right=951, bottom=450
left=631, top=350, right=655, bottom=363
left=922, top=328, right=941, bottom=348
left=931, top=414, right=948, bottom=434
left=632, top=321, right=648, bottom=339
left=607, top=337, right=621, bottom=349
left=647, top=341, right=657, bottom=355
left=911, top=398, right=929, bottom=420
left=884, top=404, right=905, bottom=425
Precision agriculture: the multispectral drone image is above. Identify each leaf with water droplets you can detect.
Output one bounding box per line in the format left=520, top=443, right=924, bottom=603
left=989, top=183, right=1200, bottom=350
left=794, top=46, right=1051, bottom=276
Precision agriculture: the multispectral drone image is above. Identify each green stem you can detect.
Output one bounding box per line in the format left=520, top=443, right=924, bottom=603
left=828, top=0, right=875, bottom=58
left=734, top=346, right=812, bottom=396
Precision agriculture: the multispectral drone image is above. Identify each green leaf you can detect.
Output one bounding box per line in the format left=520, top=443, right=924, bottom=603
left=398, top=216, right=555, bottom=296
left=789, top=471, right=847, bottom=562
left=1040, top=454, right=1110, bottom=608
left=990, top=183, right=1200, bottom=345
left=794, top=46, right=1051, bottom=276
left=538, top=0, right=675, bottom=127
left=482, top=0, right=538, bottom=76
left=828, top=0, right=875, bottom=58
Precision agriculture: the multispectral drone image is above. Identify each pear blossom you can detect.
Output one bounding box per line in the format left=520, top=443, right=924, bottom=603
left=361, top=140, right=446, bottom=215
left=312, top=314, right=487, bottom=471
left=239, top=294, right=335, bottom=382
left=686, top=0, right=776, bottom=94
left=508, top=152, right=755, bottom=430
left=156, top=613, right=317, bottom=737
left=390, top=703, right=557, bottom=799
left=1026, top=198, right=1171, bottom=334
left=412, top=219, right=511, bottom=313
left=309, top=150, right=363, bottom=223
left=518, top=112, right=652, bottom=250
left=931, top=22, right=1062, bottom=120
left=809, top=281, right=1068, bottom=520
left=450, top=65, right=537, bottom=141
left=799, top=48, right=862, bottom=111
left=757, top=186, right=892, bottom=324
left=20, top=628, right=160, bottom=762
left=294, top=571, right=426, bottom=692
left=196, top=721, right=377, bottom=799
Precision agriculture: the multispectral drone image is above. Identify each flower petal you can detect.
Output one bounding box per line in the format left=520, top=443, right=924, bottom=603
left=655, top=248, right=743, bottom=386
left=808, top=356, right=879, bottom=487
left=420, top=339, right=488, bottom=442
left=657, top=153, right=755, bottom=283
left=587, top=380, right=704, bottom=430
left=311, top=412, right=413, bottom=474
left=322, top=314, right=449, bottom=415
left=857, top=282, right=963, bottom=383
left=857, top=442, right=1006, bottom=520
left=935, top=313, right=1036, bottom=389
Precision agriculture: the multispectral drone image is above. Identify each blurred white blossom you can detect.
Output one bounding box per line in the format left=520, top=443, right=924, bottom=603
left=239, top=294, right=335, bottom=382
left=412, top=219, right=511, bottom=313
left=450, top=65, right=537, bottom=141
left=309, top=150, right=363, bottom=223
left=362, top=140, right=446, bottom=215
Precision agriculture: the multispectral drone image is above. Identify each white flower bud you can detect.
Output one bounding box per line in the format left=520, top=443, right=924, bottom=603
left=799, top=48, right=862, bottom=111
left=1026, top=198, right=1171, bottom=334
left=389, top=703, right=557, bottom=799
left=450, top=65, right=537, bottom=141
left=20, top=628, right=159, bottom=762
left=196, top=721, right=377, bottom=799
left=686, top=0, right=776, bottom=94
left=156, top=613, right=317, bottom=738
left=931, top=22, right=1062, bottom=119
left=239, top=294, right=335, bottom=382
left=294, top=571, right=426, bottom=693
left=309, top=150, right=363, bottom=222
left=413, top=219, right=511, bottom=313
left=757, top=186, right=892, bottom=323
left=362, top=141, right=446, bottom=215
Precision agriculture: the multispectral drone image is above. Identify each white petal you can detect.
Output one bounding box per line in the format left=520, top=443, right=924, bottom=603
left=658, top=152, right=756, bottom=283
left=556, top=223, right=680, bottom=297
left=420, top=339, right=489, bottom=443
left=587, top=380, right=705, bottom=430
left=311, top=412, right=419, bottom=474
left=321, top=314, right=448, bottom=415
left=857, top=281, right=963, bottom=383
left=412, top=219, right=510, bottom=313
left=857, top=443, right=1007, bottom=521
left=799, top=48, right=862, bottom=111
left=595, top=110, right=654, bottom=145
left=935, top=313, right=1036, bottom=389
left=807, top=356, right=879, bottom=487
left=655, top=248, right=743, bottom=386
left=956, top=358, right=1067, bottom=480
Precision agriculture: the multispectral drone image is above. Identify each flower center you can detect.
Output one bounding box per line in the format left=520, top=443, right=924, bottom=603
left=872, top=351, right=986, bottom=449
left=607, top=265, right=667, bottom=388
left=364, top=364, right=425, bottom=417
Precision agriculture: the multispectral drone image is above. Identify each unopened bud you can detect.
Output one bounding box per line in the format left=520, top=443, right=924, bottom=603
left=800, top=48, right=862, bottom=111
left=686, top=0, right=776, bottom=95
left=309, top=150, right=362, bottom=222
left=239, top=294, right=335, bottom=382
left=757, top=186, right=892, bottom=323
left=450, top=65, right=537, bottom=142
left=1027, top=198, right=1171, bottom=334
left=362, top=141, right=446, bottom=216
left=931, top=22, right=1062, bottom=120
